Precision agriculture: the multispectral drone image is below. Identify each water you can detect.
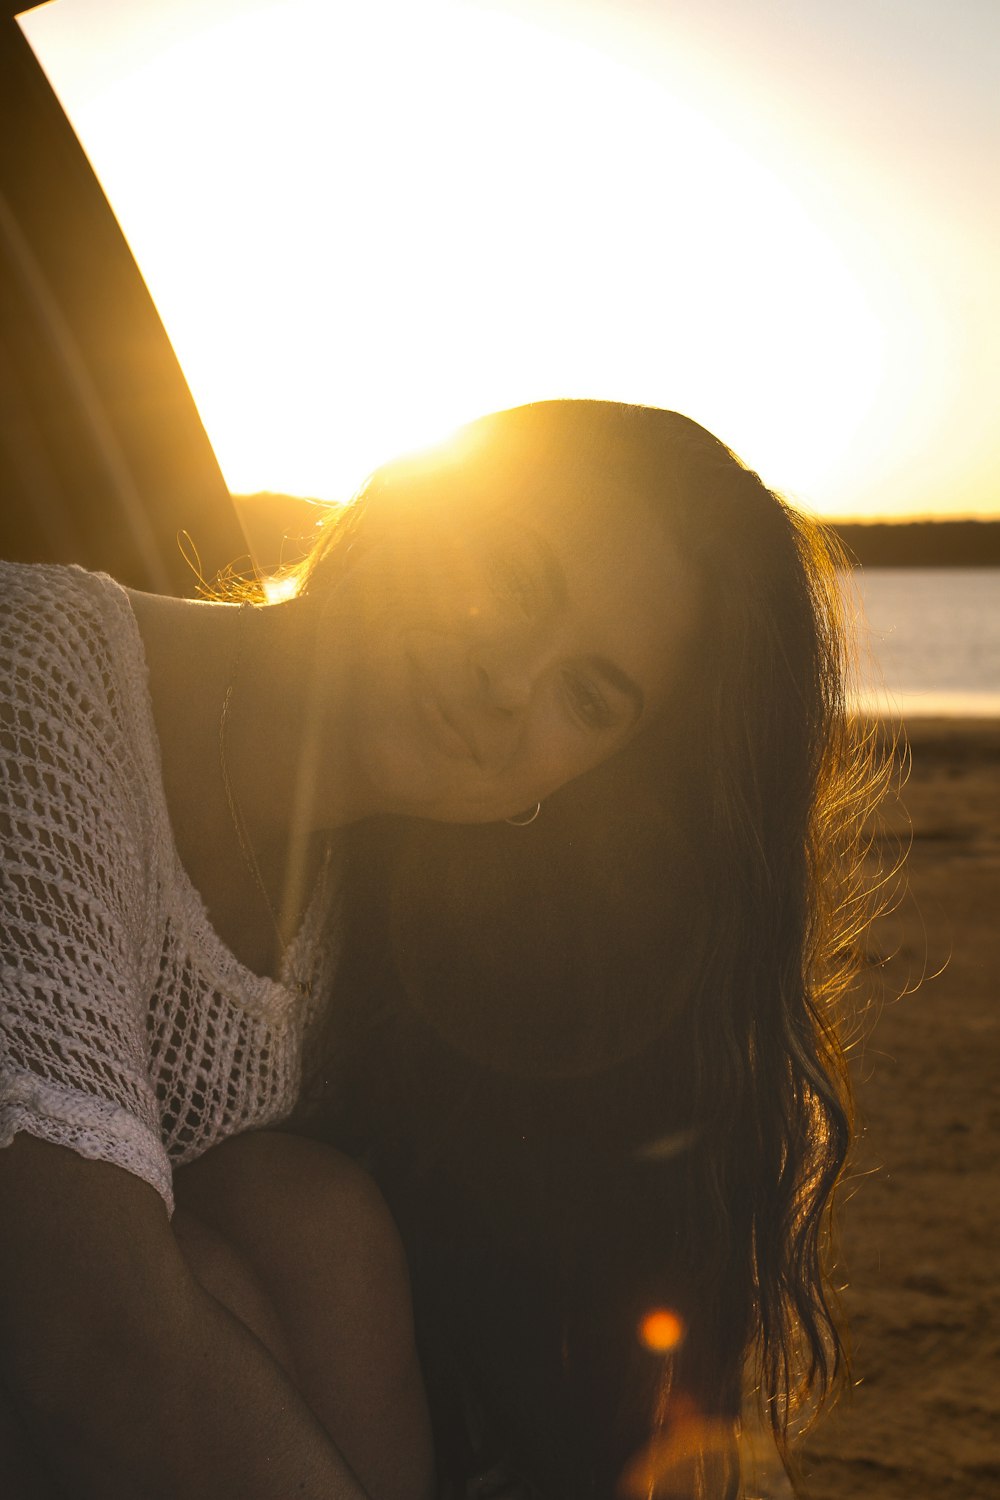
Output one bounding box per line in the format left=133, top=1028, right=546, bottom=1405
left=845, top=568, right=1000, bottom=716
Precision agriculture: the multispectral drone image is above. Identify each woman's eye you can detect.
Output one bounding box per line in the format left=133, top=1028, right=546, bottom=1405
left=563, top=671, right=615, bottom=731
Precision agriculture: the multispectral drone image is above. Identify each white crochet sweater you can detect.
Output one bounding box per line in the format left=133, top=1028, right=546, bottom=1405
left=0, top=562, right=338, bottom=1213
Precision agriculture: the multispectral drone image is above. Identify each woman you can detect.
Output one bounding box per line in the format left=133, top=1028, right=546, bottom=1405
left=0, top=401, right=877, bottom=1499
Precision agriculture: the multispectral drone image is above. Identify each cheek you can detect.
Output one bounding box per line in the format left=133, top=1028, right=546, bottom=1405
left=523, top=710, right=611, bottom=798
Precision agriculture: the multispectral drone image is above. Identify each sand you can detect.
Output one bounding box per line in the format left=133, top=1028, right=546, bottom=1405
left=790, top=718, right=1000, bottom=1498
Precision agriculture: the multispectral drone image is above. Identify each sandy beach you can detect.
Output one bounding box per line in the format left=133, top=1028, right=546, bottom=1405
left=791, top=717, right=1000, bottom=1498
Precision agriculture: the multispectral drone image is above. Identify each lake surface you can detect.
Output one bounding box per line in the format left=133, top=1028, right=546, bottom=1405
left=846, top=568, right=1000, bottom=716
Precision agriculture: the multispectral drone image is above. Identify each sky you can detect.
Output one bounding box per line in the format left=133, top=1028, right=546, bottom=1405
left=19, top=0, right=1000, bottom=519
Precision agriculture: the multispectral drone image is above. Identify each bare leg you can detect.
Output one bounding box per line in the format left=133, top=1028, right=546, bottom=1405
left=2, top=1133, right=434, bottom=1500
left=0, top=1185, right=297, bottom=1500
left=171, top=1204, right=298, bottom=1376
left=174, top=1131, right=435, bottom=1500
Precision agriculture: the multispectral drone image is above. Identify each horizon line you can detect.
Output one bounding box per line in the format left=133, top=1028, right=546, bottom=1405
left=817, top=512, right=1000, bottom=525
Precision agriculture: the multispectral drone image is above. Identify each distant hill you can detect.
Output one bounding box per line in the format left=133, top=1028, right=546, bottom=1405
left=828, top=519, right=1000, bottom=567
left=232, top=493, right=1000, bottom=572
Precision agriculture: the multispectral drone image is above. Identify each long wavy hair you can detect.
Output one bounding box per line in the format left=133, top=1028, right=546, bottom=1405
left=287, top=401, right=883, bottom=1498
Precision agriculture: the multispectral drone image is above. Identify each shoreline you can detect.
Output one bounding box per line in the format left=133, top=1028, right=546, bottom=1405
left=854, top=714, right=1000, bottom=776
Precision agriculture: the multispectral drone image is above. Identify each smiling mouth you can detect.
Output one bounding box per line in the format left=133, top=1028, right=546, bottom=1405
left=409, top=658, right=481, bottom=764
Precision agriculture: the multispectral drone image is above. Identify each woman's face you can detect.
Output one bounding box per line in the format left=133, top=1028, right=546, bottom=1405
left=317, top=479, right=696, bottom=824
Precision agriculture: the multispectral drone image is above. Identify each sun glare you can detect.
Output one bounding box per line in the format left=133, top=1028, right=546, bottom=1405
left=23, top=0, right=900, bottom=512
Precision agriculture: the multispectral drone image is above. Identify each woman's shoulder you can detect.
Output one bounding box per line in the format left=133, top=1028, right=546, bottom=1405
left=0, top=561, right=156, bottom=829
left=1, top=560, right=141, bottom=711
left=0, top=561, right=162, bottom=972
left=0, top=559, right=129, bottom=639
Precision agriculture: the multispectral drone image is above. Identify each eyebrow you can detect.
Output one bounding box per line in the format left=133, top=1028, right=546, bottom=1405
left=589, top=657, right=645, bottom=725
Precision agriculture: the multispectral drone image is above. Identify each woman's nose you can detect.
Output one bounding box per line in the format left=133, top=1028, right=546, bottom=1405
left=472, top=636, right=546, bottom=716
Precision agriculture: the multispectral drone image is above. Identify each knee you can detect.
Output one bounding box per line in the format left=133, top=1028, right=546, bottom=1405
left=264, top=1133, right=403, bottom=1270
left=174, top=1132, right=412, bottom=1321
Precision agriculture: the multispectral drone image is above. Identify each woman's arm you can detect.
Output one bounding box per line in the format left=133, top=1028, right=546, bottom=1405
left=0, top=1135, right=376, bottom=1500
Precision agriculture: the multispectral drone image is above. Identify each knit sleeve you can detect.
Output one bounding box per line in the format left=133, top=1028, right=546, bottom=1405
left=0, top=568, right=174, bottom=1211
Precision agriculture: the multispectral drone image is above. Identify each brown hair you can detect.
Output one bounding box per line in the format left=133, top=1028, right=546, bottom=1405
left=293, top=401, right=887, bottom=1496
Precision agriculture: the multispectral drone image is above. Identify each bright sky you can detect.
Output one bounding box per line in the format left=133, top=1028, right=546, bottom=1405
left=20, top=0, right=1000, bottom=518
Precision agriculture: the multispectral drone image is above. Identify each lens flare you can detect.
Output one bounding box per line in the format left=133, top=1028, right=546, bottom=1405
left=639, top=1308, right=685, bottom=1353
left=619, top=1394, right=738, bottom=1500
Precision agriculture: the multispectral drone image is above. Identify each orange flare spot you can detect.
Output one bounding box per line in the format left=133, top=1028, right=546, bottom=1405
left=639, top=1308, right=685, bottom=1353
left=619, top=1415, right=737, bottom=1499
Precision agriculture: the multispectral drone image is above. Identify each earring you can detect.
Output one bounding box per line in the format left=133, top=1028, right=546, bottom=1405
left=505, top=802, right=542, bottom=827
